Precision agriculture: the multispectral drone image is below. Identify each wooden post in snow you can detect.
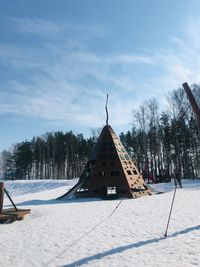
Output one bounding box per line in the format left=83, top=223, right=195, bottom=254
left=0, top=182, right=4, bottom=213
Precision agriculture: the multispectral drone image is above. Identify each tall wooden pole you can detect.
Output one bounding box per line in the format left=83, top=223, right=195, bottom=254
left=0, top=182, right=4, bottom=213
left=182, top=82, right=200, bottom=124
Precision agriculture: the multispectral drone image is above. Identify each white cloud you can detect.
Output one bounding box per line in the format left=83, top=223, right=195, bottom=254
left=185, top=17, right=200, bottom=49
left=11, top=17, right=106, bottom=40
left=1, top=16, right=200, bottom=131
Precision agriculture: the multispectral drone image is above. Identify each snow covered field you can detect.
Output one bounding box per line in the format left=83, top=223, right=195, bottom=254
left=1, top=179, right=200, bottom=267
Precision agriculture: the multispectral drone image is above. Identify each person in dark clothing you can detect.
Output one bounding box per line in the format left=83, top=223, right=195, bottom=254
left=142, top=169, right=148, bottom=182
left=174, top=170, right=182, bottom=188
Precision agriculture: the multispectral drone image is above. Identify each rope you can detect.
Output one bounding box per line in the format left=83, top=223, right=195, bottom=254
left=44, top=190, right=130, bottom=267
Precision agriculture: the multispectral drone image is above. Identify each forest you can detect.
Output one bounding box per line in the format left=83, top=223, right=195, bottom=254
left=0, top=85, right=200, bottom=181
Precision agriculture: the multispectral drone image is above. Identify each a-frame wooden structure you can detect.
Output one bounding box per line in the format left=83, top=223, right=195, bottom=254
left=0, top=182, right=30, bottom=223
left=58, top=124, right=152, bottom=200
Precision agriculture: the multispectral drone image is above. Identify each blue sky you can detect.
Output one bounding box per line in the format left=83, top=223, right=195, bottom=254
left=1, top=0, right=200, bottom=151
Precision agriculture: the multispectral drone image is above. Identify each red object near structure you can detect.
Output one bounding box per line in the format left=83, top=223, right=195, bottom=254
left=148, top=175, right=156, bottom=184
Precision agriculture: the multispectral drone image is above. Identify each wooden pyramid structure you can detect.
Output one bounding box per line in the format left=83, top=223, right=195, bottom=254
left=58, top=124, right=152, bottom=200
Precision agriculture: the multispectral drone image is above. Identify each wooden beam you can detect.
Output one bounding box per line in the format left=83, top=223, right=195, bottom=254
left=0, top=182, right=4, bottom=213
left=182, top=82, right=200, bottom=124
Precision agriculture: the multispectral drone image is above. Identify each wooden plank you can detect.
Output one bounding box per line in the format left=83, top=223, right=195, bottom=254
left=0, top=208, right=31, bottom=223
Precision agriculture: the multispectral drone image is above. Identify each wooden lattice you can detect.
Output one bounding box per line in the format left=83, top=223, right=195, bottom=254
left=59, top=125, right=152, bottom=200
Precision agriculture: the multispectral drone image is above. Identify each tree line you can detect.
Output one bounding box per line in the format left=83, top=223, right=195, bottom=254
left=1, top=85, right=200, bottom=181
left=0, top=132, right=96, bottom=180
left=120, top=84, right=200, bottom=181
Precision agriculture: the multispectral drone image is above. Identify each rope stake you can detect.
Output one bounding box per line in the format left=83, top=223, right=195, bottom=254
left=164, top=185, right=177, bottom=238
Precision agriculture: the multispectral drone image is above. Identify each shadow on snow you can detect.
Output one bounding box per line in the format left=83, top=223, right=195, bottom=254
left=62, top=225, right=200, bottom=267
left=13, top=197, right=104, bottom=207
